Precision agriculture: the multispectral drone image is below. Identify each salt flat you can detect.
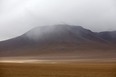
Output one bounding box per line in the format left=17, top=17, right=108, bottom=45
left=0, top=57, right=116, bottom=63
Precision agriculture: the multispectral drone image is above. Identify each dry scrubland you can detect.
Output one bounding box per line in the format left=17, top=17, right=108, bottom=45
left=0, top=62, right=116, bottom=77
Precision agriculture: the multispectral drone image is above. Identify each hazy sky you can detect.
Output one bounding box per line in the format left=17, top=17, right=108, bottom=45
left=0, top=0, right=116, bottom=41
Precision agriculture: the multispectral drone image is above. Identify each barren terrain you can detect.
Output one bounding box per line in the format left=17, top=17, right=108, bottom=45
left=0, top=62, right=116, bottom=77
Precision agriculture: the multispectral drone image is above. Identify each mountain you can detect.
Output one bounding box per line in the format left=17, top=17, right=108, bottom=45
left=0, top=24, right=116, bottom=59
left=96, top=31, right=116, bottom=43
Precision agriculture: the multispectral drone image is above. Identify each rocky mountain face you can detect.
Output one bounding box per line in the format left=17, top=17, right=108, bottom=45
left=0, top=24, right=116, bottom=57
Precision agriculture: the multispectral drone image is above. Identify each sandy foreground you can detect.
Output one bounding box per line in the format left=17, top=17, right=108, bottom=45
left=0, top=62, right=116, bottom=77
left=0, top=57, right=116, bottom=77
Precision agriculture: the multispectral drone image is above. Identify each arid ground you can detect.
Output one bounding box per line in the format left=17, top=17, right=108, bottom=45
left=0, top=62, right=116, bottom=77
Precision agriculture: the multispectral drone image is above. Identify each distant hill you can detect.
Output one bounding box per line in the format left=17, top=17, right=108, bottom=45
left=96, top=31, right=116, bottom=43
left=0, top=24, right=116, bottom=59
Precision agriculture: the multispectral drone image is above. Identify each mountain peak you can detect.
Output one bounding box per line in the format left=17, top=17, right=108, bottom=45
left=24, top=25, right=85, bottom=41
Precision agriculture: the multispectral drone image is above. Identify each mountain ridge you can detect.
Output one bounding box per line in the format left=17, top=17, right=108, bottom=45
left=0, top=24, right=116, bottom=57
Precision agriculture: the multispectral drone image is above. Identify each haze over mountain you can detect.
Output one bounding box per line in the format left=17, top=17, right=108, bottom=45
left=0, top=24, right=116, bottom=60
left=96, top=31, right=116, bottom=43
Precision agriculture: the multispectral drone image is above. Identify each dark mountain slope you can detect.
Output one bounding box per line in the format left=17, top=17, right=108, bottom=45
left=0, top=24, right=116, bottom=57
left=96, top=31, right=116, bottom=43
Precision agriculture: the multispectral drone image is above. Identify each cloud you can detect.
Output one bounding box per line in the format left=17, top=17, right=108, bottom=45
left=0, top=0, right=116, bottom=41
